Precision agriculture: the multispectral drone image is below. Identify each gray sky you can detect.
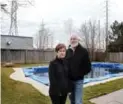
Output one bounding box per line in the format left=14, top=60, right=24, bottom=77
left=1, top=0, right=123, bottom=47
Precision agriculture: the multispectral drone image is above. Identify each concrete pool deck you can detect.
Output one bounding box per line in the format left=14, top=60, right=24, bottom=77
left=10, top=68, right=123, bottom=96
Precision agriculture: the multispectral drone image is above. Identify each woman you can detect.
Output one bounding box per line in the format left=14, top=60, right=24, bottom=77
left=48, top=43, right=73, bottom=104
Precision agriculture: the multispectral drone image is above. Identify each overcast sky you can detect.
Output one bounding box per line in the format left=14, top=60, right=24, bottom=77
left=1, top=0, right=123, bottom=46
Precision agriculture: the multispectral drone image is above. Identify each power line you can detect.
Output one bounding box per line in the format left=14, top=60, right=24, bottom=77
left=7, top=0, right=34, bottom=36
left=98, top=20, right=101, bottom=49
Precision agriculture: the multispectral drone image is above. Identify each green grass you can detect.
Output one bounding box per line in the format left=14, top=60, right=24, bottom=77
left=1, top=64, right=123, bottom=104
left=1, top=64, right=51, bottom=104
left=83, top=79, right=123, bottom=104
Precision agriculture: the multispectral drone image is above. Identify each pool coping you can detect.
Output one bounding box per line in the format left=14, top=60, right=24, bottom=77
left=10, top=68, right=49, bottom=96
left=10, top=68, right=123, bottom=96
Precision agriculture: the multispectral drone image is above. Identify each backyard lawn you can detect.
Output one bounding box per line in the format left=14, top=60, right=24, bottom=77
left=1, top=64, right=123, bottom=104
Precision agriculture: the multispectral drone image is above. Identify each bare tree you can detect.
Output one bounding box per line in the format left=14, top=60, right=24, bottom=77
left=79, top=22, right=90, bottom=53
left=79, top=20, right=102, bottom=78
left=90, top=21, right=97, bottom=60
left=64, top=18, right=79, bottom=45
left=79, top=20, right=98, bottom=61
left=34, top=21, right=53, bottom=49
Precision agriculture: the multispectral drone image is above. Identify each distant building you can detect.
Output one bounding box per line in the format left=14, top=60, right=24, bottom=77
left=1, top=35, right=33, bottom=50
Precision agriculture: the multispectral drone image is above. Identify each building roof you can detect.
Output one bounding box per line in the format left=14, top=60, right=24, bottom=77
left=1, top=34, right=32, bottom=39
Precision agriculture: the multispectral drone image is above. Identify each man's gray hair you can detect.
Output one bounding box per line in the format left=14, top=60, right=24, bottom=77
left=70, top=34, right=81, bottom=41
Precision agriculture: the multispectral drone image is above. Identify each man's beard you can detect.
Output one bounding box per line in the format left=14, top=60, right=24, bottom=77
left=71, top=42, right=79, bottom=48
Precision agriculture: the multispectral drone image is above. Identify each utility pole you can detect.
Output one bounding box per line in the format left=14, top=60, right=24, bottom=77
left=105, top=0, right=109, bottom=53
left=98, top=20, right=101, bottom=49
left=9, top=0, right=18, bottom=36
left=8, top=0, right=34, bottom=36
left=39, top=20, right=45, bottom=49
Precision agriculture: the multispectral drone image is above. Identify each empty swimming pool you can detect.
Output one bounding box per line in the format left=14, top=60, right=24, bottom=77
left=23, top=62, right=123, bottom=86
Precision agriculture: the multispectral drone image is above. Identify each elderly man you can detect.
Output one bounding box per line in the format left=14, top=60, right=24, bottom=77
left=66, top=35, right=91, bottom=104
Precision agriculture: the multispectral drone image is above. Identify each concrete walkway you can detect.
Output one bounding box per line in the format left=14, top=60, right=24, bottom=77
left=90, top=89, right=123, bottom=104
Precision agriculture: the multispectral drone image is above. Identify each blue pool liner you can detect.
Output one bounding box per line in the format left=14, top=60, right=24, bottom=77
left=23, top=68, right=34, bottom=77
left=30, top=75, right=49, bottom=84
left=92, top=62, right=123, bottom=70
left=23, top=62, right=123, bottom=85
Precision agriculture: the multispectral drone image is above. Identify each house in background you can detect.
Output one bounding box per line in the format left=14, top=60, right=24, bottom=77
left=1, top=35, right=33, bottom=50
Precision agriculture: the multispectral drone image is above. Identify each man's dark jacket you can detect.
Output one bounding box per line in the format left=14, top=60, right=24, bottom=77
left=48, top=58, right=73, bottom=95
left=66, top=44, right=92, bottom=81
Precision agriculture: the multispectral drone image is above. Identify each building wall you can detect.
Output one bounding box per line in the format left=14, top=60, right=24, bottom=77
left=1, top=35, right=33, bottom=49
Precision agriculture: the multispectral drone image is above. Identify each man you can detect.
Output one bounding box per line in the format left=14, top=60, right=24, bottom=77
left=66, top=35, right=91, bottom=104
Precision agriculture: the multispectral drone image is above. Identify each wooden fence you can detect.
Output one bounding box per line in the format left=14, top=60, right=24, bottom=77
left=108, top=52, right=123, bottom=63
left=1, top=49, right=55, bottom=64
left=1, top=49, right=122, bottom=64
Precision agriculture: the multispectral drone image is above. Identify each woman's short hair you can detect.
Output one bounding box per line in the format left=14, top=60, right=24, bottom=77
left=55, top=43, right=66, bottom=52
